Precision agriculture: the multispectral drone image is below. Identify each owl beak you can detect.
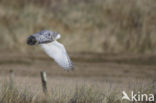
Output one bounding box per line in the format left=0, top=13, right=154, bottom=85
left=27, top=36, right=37, bottom=45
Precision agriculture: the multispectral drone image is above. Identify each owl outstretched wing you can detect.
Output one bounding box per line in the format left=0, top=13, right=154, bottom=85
left=41, top=41, right=73, bottom=70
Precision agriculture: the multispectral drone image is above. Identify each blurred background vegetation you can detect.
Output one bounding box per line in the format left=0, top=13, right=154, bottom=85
left=0, top=0, right=156, bottom=54
left=0, top=1, right=156, bottom=102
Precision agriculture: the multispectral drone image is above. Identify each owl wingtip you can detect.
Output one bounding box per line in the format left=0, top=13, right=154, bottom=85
left=64, top=66, right=74, bottom=72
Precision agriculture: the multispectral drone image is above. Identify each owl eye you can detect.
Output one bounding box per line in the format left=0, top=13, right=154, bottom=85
left=48, top=33, right=51, bottom=36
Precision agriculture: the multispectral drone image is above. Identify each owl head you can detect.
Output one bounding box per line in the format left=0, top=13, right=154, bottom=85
left=27, top=30, right=61, bottom=45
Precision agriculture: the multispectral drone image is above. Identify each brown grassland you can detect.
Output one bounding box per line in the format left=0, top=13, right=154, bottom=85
left=0, top=0, right=156, bottom=53
left=0, top=0, right=156, bottom=103
left=0, top=52, right=156, bottom=103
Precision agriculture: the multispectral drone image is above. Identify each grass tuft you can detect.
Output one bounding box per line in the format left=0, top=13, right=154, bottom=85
left=0, top=81, right=155, bottom=103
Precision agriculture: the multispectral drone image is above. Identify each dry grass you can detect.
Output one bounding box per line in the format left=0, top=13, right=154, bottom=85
left=0, top=79, right=155, bottom=103
left=0, top=52, right=155, bottom=102
left=0, top=0, right=156, bottom=102
left=0, top=0, right=155, bottom=53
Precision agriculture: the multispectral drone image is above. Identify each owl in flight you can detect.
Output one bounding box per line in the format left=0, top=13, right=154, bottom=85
left=27, top=30, right=73, bottom=70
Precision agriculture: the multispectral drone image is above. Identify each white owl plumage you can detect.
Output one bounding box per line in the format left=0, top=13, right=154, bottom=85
left=27, top=30, right=73, bottom=70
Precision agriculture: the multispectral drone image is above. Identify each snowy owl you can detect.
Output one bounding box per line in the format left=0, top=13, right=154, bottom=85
left=27, top=30, right=73, bottom=70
